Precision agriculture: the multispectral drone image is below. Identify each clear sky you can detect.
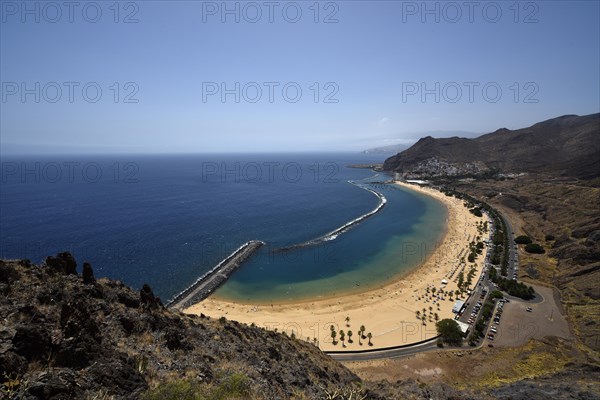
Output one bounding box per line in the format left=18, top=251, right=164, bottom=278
left=1, top=0, right=599, bottom=153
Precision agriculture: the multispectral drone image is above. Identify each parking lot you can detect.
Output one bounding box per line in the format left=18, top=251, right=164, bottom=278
left=486, top=284, right=572, bottom=347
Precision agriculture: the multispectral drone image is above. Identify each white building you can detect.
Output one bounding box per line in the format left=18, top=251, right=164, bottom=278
left=452, top=300, right=465, bottom=314
left=455, top=320, right=470, bottom=336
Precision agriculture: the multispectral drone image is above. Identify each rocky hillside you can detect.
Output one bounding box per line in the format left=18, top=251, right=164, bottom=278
left=1, top=253, right=488, bottom=400
left=383, top=113, right=600, bottom=179
left=0, top=254, right=361, bottom=399
left=2, top=254, right=600, bottom=399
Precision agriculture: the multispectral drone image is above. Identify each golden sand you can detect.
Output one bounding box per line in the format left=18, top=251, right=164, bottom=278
left=185, top=182, right=486, bottom=351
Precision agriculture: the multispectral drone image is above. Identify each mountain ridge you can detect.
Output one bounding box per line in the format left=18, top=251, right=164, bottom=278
left=383, top=113, right=600, bottom=179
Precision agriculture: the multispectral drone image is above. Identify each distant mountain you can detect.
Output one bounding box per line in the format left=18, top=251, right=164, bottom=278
left=383, top=114, right=600, bottom=179
left=362, top=143, right=409, bottom=154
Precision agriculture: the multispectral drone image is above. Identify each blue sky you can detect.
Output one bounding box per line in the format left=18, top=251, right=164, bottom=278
left=1, top=0, right=599, bottom=153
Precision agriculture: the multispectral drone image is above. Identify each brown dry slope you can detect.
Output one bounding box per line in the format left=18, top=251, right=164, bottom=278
left=451, top=176, right=600, bottom=351
left=384, top=113, right=600, bottom=179
left=348, top=337, right=599, bottom=398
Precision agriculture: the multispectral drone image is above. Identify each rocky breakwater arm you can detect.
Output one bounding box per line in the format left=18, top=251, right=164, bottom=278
left=274, top=182, right=387, bottom=253
left=166, top=240, right=265, bottom=310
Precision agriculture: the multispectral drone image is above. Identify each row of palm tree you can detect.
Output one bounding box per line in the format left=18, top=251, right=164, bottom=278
left=330, top=324, right=372, bottom=346
left=415, top=309, right=440, bottom=325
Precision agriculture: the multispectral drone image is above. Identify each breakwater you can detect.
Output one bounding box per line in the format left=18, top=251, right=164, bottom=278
left=166, top=240, right=265, bottom=310
left=273, top=182, right=387, bottom=253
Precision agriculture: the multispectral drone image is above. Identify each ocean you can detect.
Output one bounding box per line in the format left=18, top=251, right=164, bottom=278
left=0, top=153, right=447, bottom=303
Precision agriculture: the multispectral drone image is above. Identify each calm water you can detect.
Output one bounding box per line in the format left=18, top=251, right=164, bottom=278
left=0, top=153, right=446, bottom=302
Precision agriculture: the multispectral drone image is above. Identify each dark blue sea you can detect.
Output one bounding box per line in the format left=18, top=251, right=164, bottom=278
left=0, top=153, right=446, bottom=303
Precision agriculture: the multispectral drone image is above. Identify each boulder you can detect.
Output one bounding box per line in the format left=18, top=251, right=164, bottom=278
left=12, top=324, right=51, bottom=362
left=45, top=252, right=77, bottom=275
left=82, top=262, right=95, bottom=284
left=140, top=284, right=160, bottom=310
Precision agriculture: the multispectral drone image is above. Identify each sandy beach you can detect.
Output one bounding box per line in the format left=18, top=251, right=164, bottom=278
left=184, top=182, right=487, bottom=351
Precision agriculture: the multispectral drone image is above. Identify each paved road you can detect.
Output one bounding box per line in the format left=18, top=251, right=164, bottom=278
left=328, top=210, right=538, bottom=361
left=501, top=213, right=518, bottom=279
left=328, top=338, right=440, bottom=361
left=498, top=212, right=543, bottom=303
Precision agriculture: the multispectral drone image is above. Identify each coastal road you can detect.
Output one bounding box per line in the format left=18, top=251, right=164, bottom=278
left=329, top=210, right=527, bottom=362
left=501, top=213, right=518, bottom=279
left=328, top=338, right=440, bottom=361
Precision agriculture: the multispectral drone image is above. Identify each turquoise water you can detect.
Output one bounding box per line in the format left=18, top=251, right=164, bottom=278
left=0, top=153, right=446, bottom=302
left=215, top=183, right=447, bottom=303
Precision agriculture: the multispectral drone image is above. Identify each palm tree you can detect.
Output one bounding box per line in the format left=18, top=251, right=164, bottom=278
left=330, top=325, right=335, bottom=332
left=434, top=313, right=439, bottom=322
left=416, top=310, right=421, bottom=319
left=360, top=325, right=366, bottom=339
left=331, top=330, right=337, bottom=345
left=367, top=332, right=373, bottom=346
left=347, top=330, right=353, bottom=343
left=313, top=337, right=318, bottom=347
left=345, top=316, right=350, bottom=327
left=339, top=330, right=345, bottom=347
left=429, top=306, right=433, bottom=313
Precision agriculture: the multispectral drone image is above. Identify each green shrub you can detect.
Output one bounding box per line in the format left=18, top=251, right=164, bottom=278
left=545, top=234, right=555, bottom=241
left=436, top=319, right=463, bottom=346
left=142, top=373, right=251, bottom=400
left=490, top=275, right=536, bottom=300
left=525, top=243, right=545, bottom=254
left=515, top=235, right=532, bottom=244
left=213, top=373, right=250, bottom=399
left=490, top=290, right=504, bottom=300
left=142, top=379, right=202, bottom=400
left=470, top=208, right=483, bottom=217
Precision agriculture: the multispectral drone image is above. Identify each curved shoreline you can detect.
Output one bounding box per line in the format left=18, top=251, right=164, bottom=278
left=210, top=182, right=447, bottom=306
left=211, top=181, right=440, bottom=307
left=185, top=182, right=487, bottom=350
left=273, top=181, right=387, bottom=253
